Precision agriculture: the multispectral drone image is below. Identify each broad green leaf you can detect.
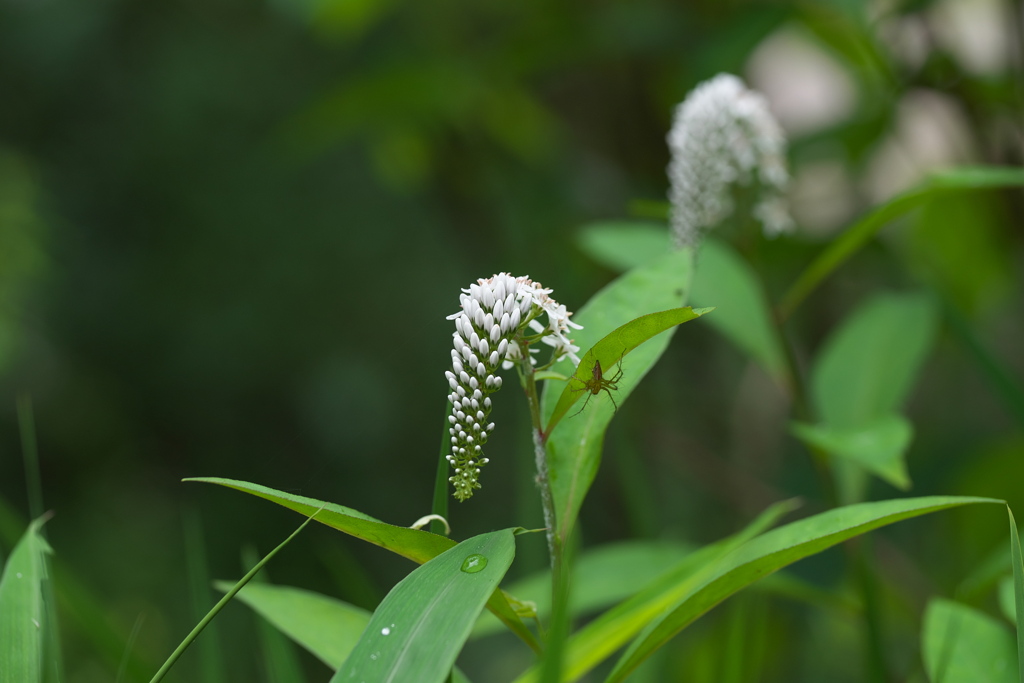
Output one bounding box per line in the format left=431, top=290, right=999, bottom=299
left=791, top=415, right=912, bottom=490
left=576, top=221, right=670, bottom=272
left=511, top=498, right=799, bottom=683
left=330, top=529, right=516, bottom=683
left=1009, top=507, right=1024, bottom=682
left=810, top=291, right=937, bottom=498
left=812, top=291, right=939, bottom=428
left=922, top=598, right=1016, bottom=683
left=540, top=248, right=698, bottom=542
left=188, top=477, right=540, bottom=653
left=216, top=581, right=369, bottom=669
left=545, top=306, right=712, bottom=436
left=472, top=540, right=693, bottom=638
left=0, top=516, right=51, bottom=683
left=605, top=495, right=1001, bottom=683
left=780, top=165, right=1024, bottom=318
left=690, top=239, right=787, bottom=382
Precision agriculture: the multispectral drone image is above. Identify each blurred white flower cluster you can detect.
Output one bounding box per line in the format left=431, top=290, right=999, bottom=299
left=667, top=73, right=793, bottom=246
left=444, top=273, right=580, bottom=501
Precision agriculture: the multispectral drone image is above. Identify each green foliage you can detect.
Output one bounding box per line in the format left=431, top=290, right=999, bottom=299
left=690, top=239, right=787, bottom=383
left=605, top=496, right=1001, bottom=682
left=217, top=581, right=369, bottom=669
left=331, top=529, right=516, bottom=683
left=805, top=290, right=939, bottom=499
left=541, top=249, right=697, bottom=543
left=188, top=477, right=541, bottom=654
left=1009, top=508, right=1024, bottom=682
left=0, top=517, right=51, bottom=683
left=922, top=598, right=1017, bottom=683
left=512, top=498, right=800, bottom=683
left=4, top=1, right=1024, bottom=679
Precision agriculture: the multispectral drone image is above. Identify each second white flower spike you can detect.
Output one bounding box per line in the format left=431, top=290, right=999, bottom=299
left=667, top=73, right=793, bottom=246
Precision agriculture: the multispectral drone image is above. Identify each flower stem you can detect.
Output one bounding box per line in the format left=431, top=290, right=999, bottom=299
left=521, top=358, right=562, bottom=569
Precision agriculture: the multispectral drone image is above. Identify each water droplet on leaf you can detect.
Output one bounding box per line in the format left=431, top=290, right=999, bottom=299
left=461, top=554, right=488, bottom=573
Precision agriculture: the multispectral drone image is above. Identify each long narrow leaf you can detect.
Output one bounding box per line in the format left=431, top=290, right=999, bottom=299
left=330, top=529, right=516, bottom=683
left=1008, top=507, right=1024, bottom=683
left=186, top=477, right=453, bottom=563
left=605, top=495, right=1002, bottom=682
left=511, top=498, right=799, bottom=683
left=0, top=516, right=52, bottom=683
left=780, top=165, right=1024, bottom=318
left=187, top=477, right=540, bottom=653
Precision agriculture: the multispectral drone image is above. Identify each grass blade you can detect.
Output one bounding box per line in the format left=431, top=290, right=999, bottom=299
left=1008, top=507, right=1024, bottom=683
left=149, top=507, right=320, bottom=683
left=0, top=515, right=52, bottom=683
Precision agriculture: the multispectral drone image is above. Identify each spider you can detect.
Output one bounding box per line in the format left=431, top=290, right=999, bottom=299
left=569, top=353, right=624, bottom=417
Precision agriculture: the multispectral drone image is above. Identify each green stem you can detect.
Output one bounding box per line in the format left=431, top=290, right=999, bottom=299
left=521, top=357, right=561, bottom=571
left=149, top=508, right=321, bottom=683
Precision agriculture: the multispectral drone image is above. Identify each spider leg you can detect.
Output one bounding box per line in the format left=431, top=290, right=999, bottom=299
left=601, top=385, right=619, bottom=412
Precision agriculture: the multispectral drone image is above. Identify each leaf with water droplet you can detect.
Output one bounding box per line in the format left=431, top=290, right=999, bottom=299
left=332, top=529, right=516, bottom=683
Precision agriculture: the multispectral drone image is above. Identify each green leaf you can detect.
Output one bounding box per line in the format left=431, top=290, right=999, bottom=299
left=809, top=291, right=938, bottom=498
left=999, top=576, right=1015, bottom=623
left=188, top=478, right=540, bottom=653
left=1008, top=507, right=1024, bottom=682
left=690, top=238, right=787, bottom=382
left=575, top=221, right=670, bottom=272
left=186, top=477, right=454, bottom=563
left=791, top=415, right=913, bottom=490
left=545, top=306, right=712, bottom=437
left=780, top=165, right=1024, bottom=318
left=472, top=540, right=693, bottom=638
left=538, top=248, right=699, bottom=543
left=330, top=529, right=516, bottom=683
left=0, top=516, right=51, bottom=683
left=812, top=291, right=939, bottom=428
left=922, top=598, right=1017, bottom=683
left=216, top=581, right=370, bottom=669
left=604, top=495, right=1001, bottom=683
left=511, top=498, right=799, bottom=683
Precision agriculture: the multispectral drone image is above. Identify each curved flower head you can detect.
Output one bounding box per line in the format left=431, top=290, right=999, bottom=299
left=444, top=273, right=580, bottom=501
left=667, top=73, right=793, bottom=246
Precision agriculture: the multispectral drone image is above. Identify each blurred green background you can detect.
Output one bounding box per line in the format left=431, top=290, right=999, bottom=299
left=1, top=0, right=1022, bottom=680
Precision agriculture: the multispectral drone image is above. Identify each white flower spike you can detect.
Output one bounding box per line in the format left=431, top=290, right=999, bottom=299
left=667, top=73, right=793, bottom=246
left=444, top=273, right=580, bottom=501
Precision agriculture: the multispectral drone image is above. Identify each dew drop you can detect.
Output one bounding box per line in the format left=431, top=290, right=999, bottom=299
left=15, top=572, right=22, bottom=579
left=461, top=554, right=488, bottom=573
left=381, top=627, right=391, bottom=636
